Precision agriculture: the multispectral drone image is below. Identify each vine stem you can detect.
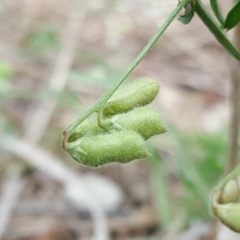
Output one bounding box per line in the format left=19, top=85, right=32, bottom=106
left=195, top=0, right=240, bottom=61
left=227, top=14, right=240, bottom=173
left=62, top=0, right=189, bottom=146
left=195, top=0, right=240, bottom=192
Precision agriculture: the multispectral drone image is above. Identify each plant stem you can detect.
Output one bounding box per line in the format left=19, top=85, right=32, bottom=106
left=63, top=0, right=189, bottom=138
left=196, top=0, right=240, bottom=195
left=228, top=35, right=240, bottom=173
left=209, top=0, right=225, bottom=27
left=195, top=0, right=240, bottom=61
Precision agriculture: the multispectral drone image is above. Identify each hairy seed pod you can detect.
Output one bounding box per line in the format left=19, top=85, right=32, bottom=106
left=111, top=107, right=168, bottom=139
left=215, top=203, right=240, bottom=232
left=67, top=118, right=106, bottom=143
left=103, top=78, right=160, bottom=116
left=68, top=107, right=167, bottom=142
left=66, top=131, right=150, bottom=167
left=221, top=179, right=239, bottom=204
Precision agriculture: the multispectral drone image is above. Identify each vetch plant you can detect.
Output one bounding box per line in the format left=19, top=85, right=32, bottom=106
left=62, top=0, right=240, bottom=231
left=64, top=78, right=167, bottom=167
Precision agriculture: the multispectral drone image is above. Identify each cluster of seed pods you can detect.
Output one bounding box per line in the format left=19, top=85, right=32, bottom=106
left=65, top=78, right=167, bottom=167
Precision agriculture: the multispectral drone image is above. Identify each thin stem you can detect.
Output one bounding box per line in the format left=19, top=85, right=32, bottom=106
left=64, top=0, right=189, bottom=137
left=97, top=0, right=189, bottom=108
left=227, top=17, right=240, bottom=173
left=196, top=0, right=240, bottom=195
left=195, top=0, right=240, bottom=61
left=209, top=0, right=225, bottom=27
left=97, top=109, right=104, bottom=128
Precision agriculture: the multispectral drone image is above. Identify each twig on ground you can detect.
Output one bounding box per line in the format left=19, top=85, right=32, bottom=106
left=0, top=168, right=25, bottom=238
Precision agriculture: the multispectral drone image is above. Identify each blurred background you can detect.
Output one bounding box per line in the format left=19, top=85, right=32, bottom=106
left=0, top=0, right=239, bottom=239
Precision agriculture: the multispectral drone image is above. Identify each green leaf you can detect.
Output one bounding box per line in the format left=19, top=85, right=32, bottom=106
left=210, top=0, right=225, bottom=26
left=224, top=2, right=240, bottom=31
left=178, top=2, right=195, bottom=25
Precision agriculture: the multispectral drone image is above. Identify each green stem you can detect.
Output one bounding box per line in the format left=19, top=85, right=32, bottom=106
left=64, top=0, right=189, bottom=136
left=195, top=0, right=240, bottom=194
left=213, top=162, right=240, bottom=192
left=97, top=109, right=104, bottom=128
left=195, top=0, right=240, bottom=61
left=209, top=0, right=225, bottom=27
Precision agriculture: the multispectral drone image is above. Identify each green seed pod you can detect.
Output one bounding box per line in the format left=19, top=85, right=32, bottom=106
left=215, top=203, right=240, bottom=232
left=110, top=107, right=168, bottom=139
left=66, top=131, right=150, bottom=167
left=221, top=179, right=239, bottom=204
left=67, top=118, right=106, bottom=143
left=103, top=78, right=160, bottom=116
left=68, top=107, right=167, bottom=142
